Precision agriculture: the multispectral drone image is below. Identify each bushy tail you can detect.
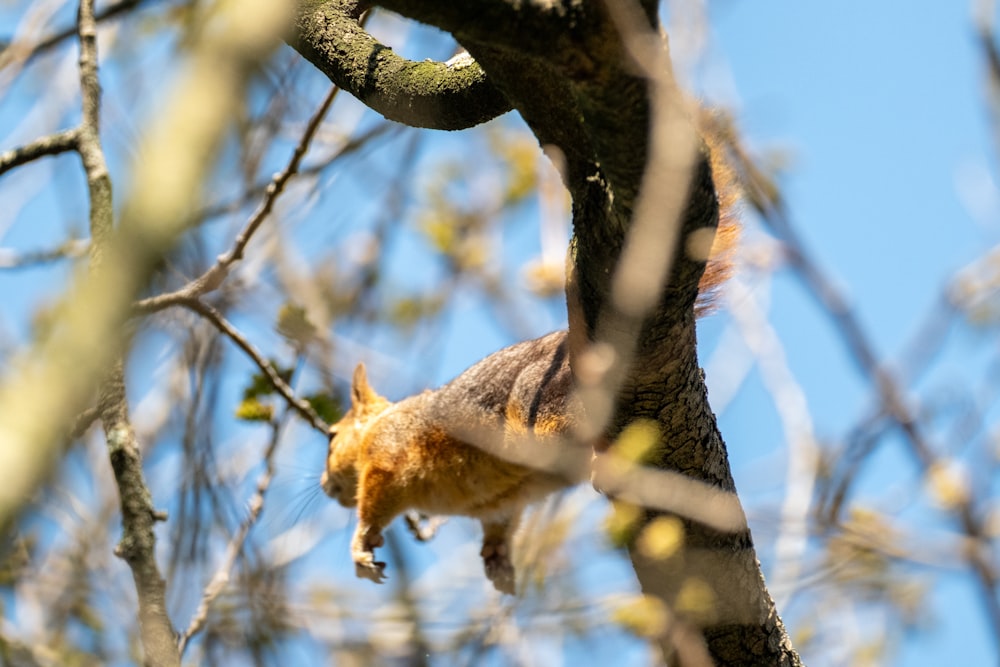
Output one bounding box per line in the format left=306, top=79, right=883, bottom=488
left=695, top=107, right=742, bottom=316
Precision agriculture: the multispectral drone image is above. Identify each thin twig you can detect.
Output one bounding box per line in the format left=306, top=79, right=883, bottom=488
left=132, top=87, right=341, bottom=437
left=187, top=121, right=398, bottom=229
left=0, top=239, right=89, bottom=269
left=0, top=128, right=79, bottom=176
left=177, top=407, right=290, bottom=655
left=134, top=85, right=340, bottom=313
left=182, top=298, right=329, bottom=434
left=726, top=278, right=819, bottom=609
left=0, top=0, right=152, bottom=72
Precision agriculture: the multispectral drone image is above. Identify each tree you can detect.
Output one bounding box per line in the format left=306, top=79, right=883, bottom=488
left=292, top=3, right=798, bottom=663
left=1, top=1, right=999, bottom=666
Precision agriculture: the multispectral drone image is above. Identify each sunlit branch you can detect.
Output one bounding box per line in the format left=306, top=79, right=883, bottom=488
left=181, top=298, right=329, bottom=434
left=0, top=128, right=80, bottom=176
left=0, top=1, right=292, bottom=665
left=726, top=278, right=819, bottom=609
left=74, top=0, right=180, bottom=663
left=292, top=1, right=511, bottom=130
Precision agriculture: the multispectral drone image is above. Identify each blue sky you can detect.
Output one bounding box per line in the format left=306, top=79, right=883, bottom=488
left=704, top=2, right=998, bottom=664
left=1, top=1, right=999, bottom=665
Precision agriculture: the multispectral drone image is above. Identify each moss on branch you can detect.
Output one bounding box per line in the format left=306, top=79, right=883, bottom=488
left=292, top=0, right=511, bottom=130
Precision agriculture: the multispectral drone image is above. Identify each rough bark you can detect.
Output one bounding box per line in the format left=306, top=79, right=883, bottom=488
left=291, top=1, right=802, bottom=664
left=291, top=0, right=512, bottom=129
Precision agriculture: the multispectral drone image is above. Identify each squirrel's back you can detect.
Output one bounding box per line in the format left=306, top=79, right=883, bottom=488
left=432, top=330, right=575, bottom=439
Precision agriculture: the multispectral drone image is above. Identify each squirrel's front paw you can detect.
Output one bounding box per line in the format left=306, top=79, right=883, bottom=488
left=481, top=542, right=515, bottom=595
left=353, top=552, right=387, bottom=584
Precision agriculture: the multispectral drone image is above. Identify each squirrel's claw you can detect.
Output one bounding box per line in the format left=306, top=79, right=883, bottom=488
left=481, top=542, right=515, bottom=595
left=354, top=552, right=387, bottom=584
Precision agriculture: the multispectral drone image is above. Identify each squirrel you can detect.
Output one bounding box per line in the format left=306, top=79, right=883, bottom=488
left=321, top=124, right=740, bottom=595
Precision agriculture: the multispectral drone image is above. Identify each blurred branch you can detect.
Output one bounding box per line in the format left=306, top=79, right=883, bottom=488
left=975, top=0, right=1000, bottom=166
left=0, top=239, right=89, bottom=269
left=0, top=1, right=291, bottom=665
left=68, top=405, right=100, bottom=440
left=0, top=627, right=57, bottom=667
left=132, top=86, right=341, bottom=435
left=177, top=407, right=290, bottom=655
left=726, top=278, right=819, bottom=609
left=0, top=0, right=155, bottom=72
left=135, top=84, right=340, bottom=314
left=382, top=527, right=432, bottom=666
left=572, top=0, right=700, bottom=444
left=190, top=121, right=399, bottom=230
left=713, top=112, right=1000, bottom=646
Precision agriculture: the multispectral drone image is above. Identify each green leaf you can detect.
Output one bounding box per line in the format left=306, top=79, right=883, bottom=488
left=242, top=364, right=294, bottom=400
left=276, top=302, right=317, bottom=348
left=235, top=398, right=274, bottom=422
left=303, top=392, right=342, bottom=424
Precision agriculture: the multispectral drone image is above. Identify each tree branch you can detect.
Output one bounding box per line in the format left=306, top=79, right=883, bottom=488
left=0, top=0, right=154, bottom=71
left=177, top=408, right=289, bottom=656
left=718, top=115, right=1000, bottom=645
left=181, top=298, right=330, bottom=434
left=75, top=0, right=180, bottom=663
left=373, top=0, right=592, bottom=59
left=132, top=85, right=337, bottom=437
left=291, top=0, right=511, bottom=130
left=0, top=128, right=80, bottom=176
left=0, top=3, right=291, bottom=665
left=0, top=239, right=89, bottom=269
left=135, top=84, right=340, bottom=313
left=99, top=364, right=180, bottom=667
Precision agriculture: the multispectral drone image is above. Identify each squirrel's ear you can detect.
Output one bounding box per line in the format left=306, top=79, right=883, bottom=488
left=351, top=362, right=375, bottom=407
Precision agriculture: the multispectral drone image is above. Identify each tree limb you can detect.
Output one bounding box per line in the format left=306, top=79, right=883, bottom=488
left=291, top=0, right=511, bottom=130
left=0, top=128, right=80, bottom=176
left=0, top=3, right=291, bottom=665
left=181, top=298, right=330, bottom=434
left=76, top=0, right=180, bottom=663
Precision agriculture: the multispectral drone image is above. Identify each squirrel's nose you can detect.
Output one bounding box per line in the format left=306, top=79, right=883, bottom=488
left=320, top=471, right=340, bottom=498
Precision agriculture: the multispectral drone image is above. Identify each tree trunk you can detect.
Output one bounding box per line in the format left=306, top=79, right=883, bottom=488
left=291, top=1, right=802, bottom=663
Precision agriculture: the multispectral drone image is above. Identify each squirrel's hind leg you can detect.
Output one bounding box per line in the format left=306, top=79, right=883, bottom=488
left=352, top=466, right=403, bottom=584
left=480, top=511, right=521, bottom=595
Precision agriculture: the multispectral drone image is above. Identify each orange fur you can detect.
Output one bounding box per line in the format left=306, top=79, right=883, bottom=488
left=322, top=334, right=582, bottom=594
left=696, top=108, right=742, bottom=315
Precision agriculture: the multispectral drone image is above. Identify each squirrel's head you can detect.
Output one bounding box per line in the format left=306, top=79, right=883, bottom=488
left=321, top=362, right=391, bottom=507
